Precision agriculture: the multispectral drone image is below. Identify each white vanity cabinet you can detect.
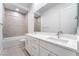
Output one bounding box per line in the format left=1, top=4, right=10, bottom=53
left=31, top=37, right=40, bottom=56
left=25, top=35, right=77, bottom=56
left=40, top=46, right=56, bottom=56
left=25, top=36, right=40, bottom=56
left=31, top=43, right=39, bottom=56
left=40, top=40, right=76, bottom=56
left=25, top=36, right=32, bottom=55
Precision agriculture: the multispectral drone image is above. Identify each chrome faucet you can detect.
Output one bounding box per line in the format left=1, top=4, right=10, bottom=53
left=57, top=31, right=63, bottom=39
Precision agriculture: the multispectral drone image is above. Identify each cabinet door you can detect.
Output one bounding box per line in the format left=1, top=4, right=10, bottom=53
left=28, top=37, right=32, bottom=55
left=31, top=38, right=40, bottom=56
left=31, top=44, right=39, bottom=56
left=25, top=38, right=28, bottom=50
left=25, top=36, right=30, bottom=51
left=40, top=47, right=49, bottom=56
left=40, top=40, right=76, bottom=56
left=25, top=36, right=32, bottom=55
left=40, top=47, right=56, bottom=56
left=25, top=36, right=40, bottom=56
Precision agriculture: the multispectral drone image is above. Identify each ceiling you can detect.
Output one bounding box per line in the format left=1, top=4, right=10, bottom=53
left=34, top=3, right=59, bottom=17
left=4, top=3, right=58, bottom=16
left=17, top=3, right=32, bottom=8
left=4, top=3, right=32, bottom=15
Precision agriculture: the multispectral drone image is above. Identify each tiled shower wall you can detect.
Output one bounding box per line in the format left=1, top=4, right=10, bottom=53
left=3, top=9, right=28, bottom=38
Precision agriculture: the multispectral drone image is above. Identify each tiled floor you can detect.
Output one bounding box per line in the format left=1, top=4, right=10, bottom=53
left=1, top=37, right=29, bottom=56
left=0, top=36, right=29, bottom=56
left=1, top=46, right=29, bottom=56
left=0, top=36, right=30, bottom=56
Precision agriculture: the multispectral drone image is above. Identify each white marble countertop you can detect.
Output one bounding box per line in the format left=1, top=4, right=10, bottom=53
left=26, top=33, right=78, bottom=53
left=76, top=35, right=79, bottom=41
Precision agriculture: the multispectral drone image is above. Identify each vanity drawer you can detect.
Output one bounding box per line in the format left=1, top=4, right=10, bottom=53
left=40, top=40, right=76, bottom=56
left=26, top=35, right=39, bottom=45
left=40, top=46, right=56, bottom=56
left=31, top=44, right=40, bottom=56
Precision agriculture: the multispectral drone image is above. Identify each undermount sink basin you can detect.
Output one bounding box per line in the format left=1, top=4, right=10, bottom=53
left=47, top=37, right=69, bottom=43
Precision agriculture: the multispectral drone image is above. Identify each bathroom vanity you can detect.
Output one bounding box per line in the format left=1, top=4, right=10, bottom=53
left=25, top=33, right=78, bottom=56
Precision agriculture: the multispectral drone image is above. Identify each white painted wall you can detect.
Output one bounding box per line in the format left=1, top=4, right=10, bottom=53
left=41, top=4, right=60, bottom=33
left=27, top=5, right=34, bottom=33
left=60, top=4, right=77, bottom=34
left=0, top=3, right=4, bottom=24
left=33, top=3, right=47, bottom=12
left=41, top=3, right=77, bottom=34
left=0, top=3, right=4, bottom=53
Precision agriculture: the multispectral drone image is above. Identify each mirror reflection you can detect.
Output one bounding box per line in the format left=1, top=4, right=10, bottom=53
left=34, top=3, right=78, bottom=35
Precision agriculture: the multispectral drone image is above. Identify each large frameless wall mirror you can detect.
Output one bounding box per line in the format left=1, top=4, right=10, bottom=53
left=34, top=3, right=79, bottom=35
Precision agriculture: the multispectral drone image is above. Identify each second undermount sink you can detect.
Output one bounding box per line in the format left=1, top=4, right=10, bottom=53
left=47, top=36, right=69, bottom=43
